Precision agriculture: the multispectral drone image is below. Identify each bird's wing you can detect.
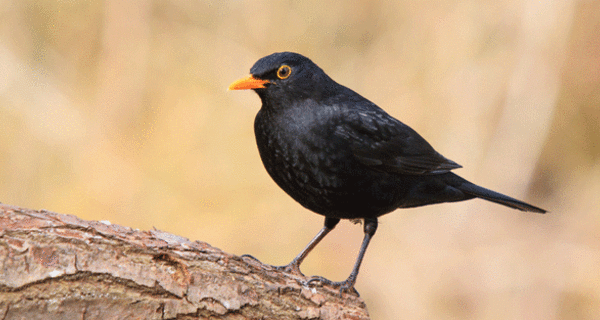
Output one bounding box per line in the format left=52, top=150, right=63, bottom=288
left=334, top=109, right=462, bottom=175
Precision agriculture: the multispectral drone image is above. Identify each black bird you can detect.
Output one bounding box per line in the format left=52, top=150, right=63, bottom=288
left=229, top=52, right=546, bottom=295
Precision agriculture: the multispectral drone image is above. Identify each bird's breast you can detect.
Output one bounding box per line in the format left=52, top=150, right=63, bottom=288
left=253, top=106, right=399, bottom=218
left=254, top=108, right=346, bottom=191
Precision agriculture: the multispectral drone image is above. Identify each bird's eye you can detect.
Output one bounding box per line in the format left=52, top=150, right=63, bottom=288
left=277, top=65, right=292, bottom=79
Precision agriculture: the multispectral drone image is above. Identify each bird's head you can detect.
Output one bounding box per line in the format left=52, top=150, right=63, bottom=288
left=228, top=52, right=337, bottom=106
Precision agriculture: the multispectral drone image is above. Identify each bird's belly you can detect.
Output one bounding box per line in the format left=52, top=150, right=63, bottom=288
left=257, top=138, right=400, bottom=219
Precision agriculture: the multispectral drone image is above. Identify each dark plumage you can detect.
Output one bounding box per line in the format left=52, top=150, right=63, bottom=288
left=229, top=52, right=546, bottom=295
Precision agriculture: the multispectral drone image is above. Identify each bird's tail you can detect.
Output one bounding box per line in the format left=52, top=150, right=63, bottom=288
left=459, top=182, right=546, bottom=213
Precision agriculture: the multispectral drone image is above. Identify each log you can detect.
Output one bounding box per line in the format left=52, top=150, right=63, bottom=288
left=0, top=203, right=370, bottom=320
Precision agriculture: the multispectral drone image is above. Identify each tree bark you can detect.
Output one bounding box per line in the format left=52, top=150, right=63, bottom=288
left=0, top=204, right=370, bottom=320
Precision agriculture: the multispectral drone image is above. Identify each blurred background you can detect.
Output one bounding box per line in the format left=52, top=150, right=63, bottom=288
left=1, top=0, right=599, bottom=319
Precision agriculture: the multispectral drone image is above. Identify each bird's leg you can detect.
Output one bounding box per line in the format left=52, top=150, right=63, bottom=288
left=277, top=217, right=339, bottom=276
left=242, top=217, right=340, bottom=277
left=307, top=218, right=378, bottom=296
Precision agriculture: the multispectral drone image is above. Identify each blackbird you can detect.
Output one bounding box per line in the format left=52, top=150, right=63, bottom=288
left=229, top=52, right=546, bottom=295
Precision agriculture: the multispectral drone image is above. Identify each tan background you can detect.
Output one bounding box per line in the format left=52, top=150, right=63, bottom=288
left=1, top=1, right=599, bottom=319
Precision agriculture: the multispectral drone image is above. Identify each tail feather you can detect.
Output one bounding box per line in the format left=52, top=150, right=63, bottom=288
left=459, top=182, right=546, bottom=214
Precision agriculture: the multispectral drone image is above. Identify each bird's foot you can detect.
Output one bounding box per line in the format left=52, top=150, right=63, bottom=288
left=306, top=276, right=359, bottom=297
left=241, top=254, right=305, bottom=277
left=271, top=261, right=304, bottom=277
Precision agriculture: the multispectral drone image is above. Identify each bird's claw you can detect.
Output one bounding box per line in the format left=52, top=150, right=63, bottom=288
left=240, top=254, right=263, bottom=265
left=241, top=254, right=304, bottom=277
left=306, top=276, right=360, bottom=297
left=272, top=263, right=304, bottom=277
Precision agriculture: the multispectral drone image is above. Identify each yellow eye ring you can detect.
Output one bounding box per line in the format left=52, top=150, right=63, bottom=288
left=277, top=65, right=292, bottom=79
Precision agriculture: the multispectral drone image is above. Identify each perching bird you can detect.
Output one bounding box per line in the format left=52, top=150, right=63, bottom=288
left=228, top=52, right=546, bottom=295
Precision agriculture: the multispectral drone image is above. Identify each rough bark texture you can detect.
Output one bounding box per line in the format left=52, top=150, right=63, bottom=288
left=0, top=204, right=370, bottom=320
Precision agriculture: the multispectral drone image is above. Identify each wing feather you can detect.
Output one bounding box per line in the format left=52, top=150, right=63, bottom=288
left=335, top=109, right=461, bottom=175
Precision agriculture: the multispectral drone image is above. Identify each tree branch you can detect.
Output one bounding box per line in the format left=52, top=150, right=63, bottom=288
left=0, top=203, right=370, bottom=319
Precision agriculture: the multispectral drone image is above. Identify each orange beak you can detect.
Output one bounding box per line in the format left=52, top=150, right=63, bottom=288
left=228, top=75, right=270, bottom=90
